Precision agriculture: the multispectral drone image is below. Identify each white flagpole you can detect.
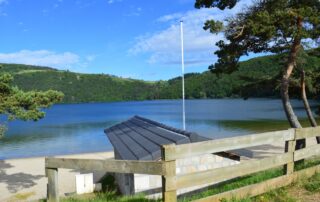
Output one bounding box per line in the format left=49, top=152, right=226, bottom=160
left=180, top=21, right=186, bottom=130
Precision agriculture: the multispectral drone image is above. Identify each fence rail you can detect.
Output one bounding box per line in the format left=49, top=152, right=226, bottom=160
left=176, top=153, right=292, bottom=190
left=162, top=129, right=294, bottom=161
left=45, top=158, right=166, bottom=175
left=45, top=126, right=320, bottom=202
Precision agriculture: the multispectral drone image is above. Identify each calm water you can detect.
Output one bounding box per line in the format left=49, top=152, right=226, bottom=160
left=0, top=99, right=318, bottom=159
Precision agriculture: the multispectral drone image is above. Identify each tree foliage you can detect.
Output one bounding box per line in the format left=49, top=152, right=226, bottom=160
left=197, top=0, right=320, bottom=74
left=195, top=0, right=320, bottom=148
left=0, top=65, right=63, bottom=135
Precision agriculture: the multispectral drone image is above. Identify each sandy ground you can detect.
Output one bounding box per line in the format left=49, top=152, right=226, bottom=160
left=0, top=151, right=114, bottom=202
left=0, top=138, right=318, bottom=202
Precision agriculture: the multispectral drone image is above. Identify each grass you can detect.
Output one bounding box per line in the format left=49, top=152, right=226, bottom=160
left=60, top=192, right=158, bottom=202
left=229, top=187, right=298, bottom=202
left=50, top=158, right=320, bottom=202
left=225, top=172, right=320, bottom=202
left=179, top=168, right=283, bottom=201
left=14, top=192, right=36, bottom=200
left=179, top=157, right=320, bottom=202
left=303, top=172, right=320, bottom=192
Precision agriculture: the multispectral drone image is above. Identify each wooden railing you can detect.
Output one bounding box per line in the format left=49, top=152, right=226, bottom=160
left=45, top=127, right=320, bottom=202
left=45, top=158, right=167, bottom=202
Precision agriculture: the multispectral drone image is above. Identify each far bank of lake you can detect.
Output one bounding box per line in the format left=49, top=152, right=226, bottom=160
left=0, top=99, right=318, bottom=159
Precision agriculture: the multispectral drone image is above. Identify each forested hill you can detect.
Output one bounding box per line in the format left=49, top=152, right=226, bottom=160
left=1, top=49, right=319, bottom=103
left=0, top=64, right=157, bottom=103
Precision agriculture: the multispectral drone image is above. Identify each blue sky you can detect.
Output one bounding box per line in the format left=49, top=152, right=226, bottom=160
left=0, top=0, right=254, bottom=80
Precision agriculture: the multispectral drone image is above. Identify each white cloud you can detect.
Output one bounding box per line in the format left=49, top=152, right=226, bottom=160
left=124, top=7, right=142, bottom=17
left=129, top=0, right=253, bottom=66
left=0, top=0, right=7, bottom=5
left=85, top=55, right=96, bottom=62
left=107, top=0, right=122, bottom=4
left=0, top=0, right=8, bottom=16
left=0, top=50, right=80, bottom=70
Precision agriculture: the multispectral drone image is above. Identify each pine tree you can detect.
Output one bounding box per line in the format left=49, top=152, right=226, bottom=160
left=195, top=0, right=320, bottom=149
left=0, top=65, right=63, bottom=136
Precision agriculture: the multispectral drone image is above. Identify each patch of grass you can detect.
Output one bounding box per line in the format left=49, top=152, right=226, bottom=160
left=295, top=157, right=320, bottom=171
left=303, top=172, right=320, bottom=193
left=251, top=188, right=297, bottom=202
left=223, top=187, right=297, bottom=202
left=179, top=168, right=283, bottom=201
left=61, top=192, right=158, bottom=202
left=14, top=192, right=36, bottom=200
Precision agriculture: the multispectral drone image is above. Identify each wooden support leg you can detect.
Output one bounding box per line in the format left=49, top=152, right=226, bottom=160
left=284, top=140, right=296, bottom=175
left=162, top=144, right=177, bottom=202
left=46, top=168, right=59, bottom=202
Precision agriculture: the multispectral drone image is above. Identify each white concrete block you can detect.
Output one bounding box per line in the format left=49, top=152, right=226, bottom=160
left=75, top=173, right=94, bottom=194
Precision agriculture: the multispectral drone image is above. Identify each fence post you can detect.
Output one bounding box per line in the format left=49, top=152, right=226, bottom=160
left=161, top=144, right=177, bottom=202
left=284, top=128, right=296, bottom=175
left=46, top=167, right=59, bottom=202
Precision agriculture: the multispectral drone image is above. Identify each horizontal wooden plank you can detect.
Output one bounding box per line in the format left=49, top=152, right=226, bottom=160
left=45, top=158, right=165, bottom=175
left=295, top=127, right=320, bottom=139
left=164, top=129, right=294, bottom=160
left=194, top=164, right=320, bottom=202
left=177, top=153, right=292, bottom=189
left=294, top=144, right=320, bottom=161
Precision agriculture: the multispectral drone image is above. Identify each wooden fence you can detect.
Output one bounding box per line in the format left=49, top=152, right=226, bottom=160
left=45, top=127, right=320, bottom=202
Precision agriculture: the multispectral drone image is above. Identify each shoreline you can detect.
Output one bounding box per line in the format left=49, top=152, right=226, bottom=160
left=0, top=149, right=114, bottom=161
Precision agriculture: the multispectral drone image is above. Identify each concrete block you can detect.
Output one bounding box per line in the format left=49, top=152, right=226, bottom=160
left=75, top=173, right=94, bottom=194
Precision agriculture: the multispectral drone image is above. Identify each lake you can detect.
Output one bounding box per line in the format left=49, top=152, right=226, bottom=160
left=0, top=99, right=318, bottom=159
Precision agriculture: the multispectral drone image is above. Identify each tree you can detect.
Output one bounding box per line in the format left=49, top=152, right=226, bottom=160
left=195, top=0, right=320, bottom=149
left=295, top=49, right=320, bottom=143
left=0, top=66, right=63, bottom=136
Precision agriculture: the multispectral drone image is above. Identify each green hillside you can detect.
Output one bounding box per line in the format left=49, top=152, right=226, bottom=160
left=1, top=49, right=319, bottom=103
left=0, top=64, right=159, bottom=103
left=159, top=49, right=320, bottom=100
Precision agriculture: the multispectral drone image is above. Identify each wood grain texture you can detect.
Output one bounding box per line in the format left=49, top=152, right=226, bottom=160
left=295, top=127, right=320, bottom=139
left=46, top=168, right=59, bottom=202
left=284, top=139, right=295, bottom=175
left=45, top=158, right=165, bottom=175
left=294, top=144, right=320, bottom=161
left=161, top=144, right=177, bottom=202
left=164, top=130, right=294, bottom=160
left=176, top=153, right=292, bottom=189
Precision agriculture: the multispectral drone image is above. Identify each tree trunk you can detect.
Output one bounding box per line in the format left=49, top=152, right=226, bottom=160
left=300, top=69, right=320, bottom=144
left=281, top=17, right=305, bottom=150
